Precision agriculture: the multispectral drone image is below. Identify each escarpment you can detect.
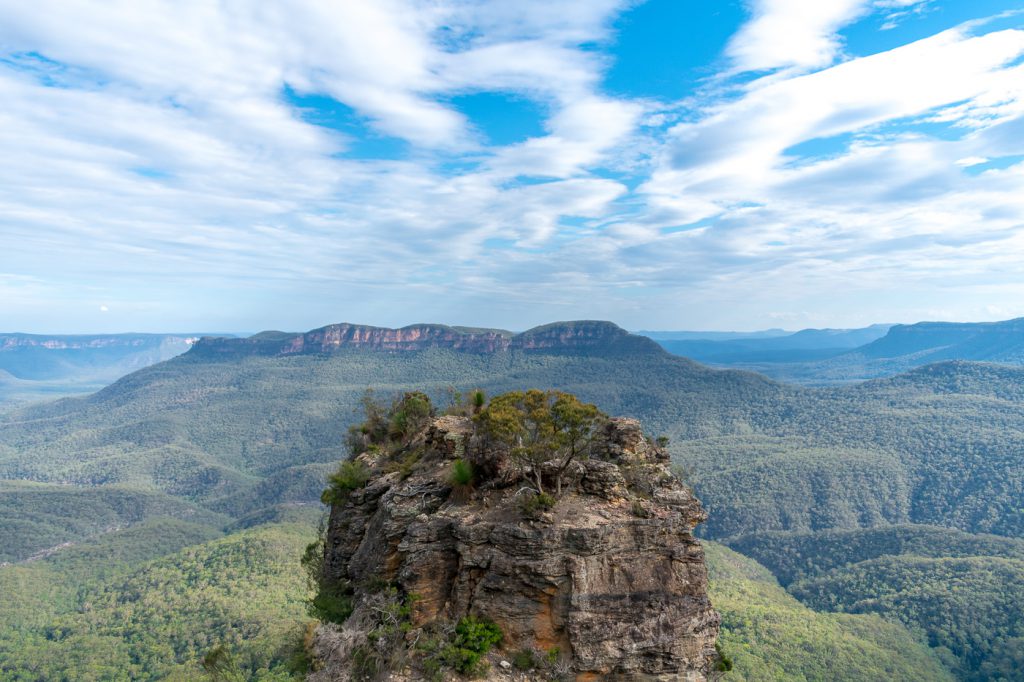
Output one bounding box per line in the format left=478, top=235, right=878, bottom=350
left=310, top=392, right=720, bottom=681
left=188, top=320, right=662, bottom=358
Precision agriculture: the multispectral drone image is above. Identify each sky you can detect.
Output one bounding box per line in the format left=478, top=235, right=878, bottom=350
left=2, top=0, right=1024, bottom=333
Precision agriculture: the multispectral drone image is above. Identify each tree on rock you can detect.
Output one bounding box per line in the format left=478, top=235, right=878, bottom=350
left=475, top=390, right=606, bottom=495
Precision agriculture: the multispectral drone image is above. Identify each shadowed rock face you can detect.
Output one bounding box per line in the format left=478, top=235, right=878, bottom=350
left=312, top=417, right=720, bottom=681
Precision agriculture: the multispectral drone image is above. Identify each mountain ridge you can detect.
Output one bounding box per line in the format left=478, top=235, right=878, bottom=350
left=189, top=320, right=664, bottom=357
left=650, top=317, right=1024, bottom=385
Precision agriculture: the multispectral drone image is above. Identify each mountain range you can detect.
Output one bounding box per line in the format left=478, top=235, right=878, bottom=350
left=644, top=317, right=1024, bottom=384
left=5, top=317, right=1024, bottom=408
left=2, top=319, right=1024, bottom=679
left=0, top=333, right=206, bottom=405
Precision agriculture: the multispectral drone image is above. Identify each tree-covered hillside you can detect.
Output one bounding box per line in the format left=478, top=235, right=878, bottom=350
left=0, top=480, right=228, bottom=564
left=791, top=555, right=1024, bottom=680
left=728, top=524, right=1024, bottom=586
left=0, top=519, right=317, bottom=682
left=728, top=524, right=1024, bottom=680
left=705, top=542, right=954, bottom=682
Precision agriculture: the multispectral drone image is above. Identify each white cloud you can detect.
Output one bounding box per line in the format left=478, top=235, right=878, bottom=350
left=646, top=26, right=1024, bottom=224
left=0, top=0, right=631, bottom=150
left=726, top=0, right=934, bottom=74
left=727, top=0, right=871, bottom=73
left=487, top=96, right=642, bottom=178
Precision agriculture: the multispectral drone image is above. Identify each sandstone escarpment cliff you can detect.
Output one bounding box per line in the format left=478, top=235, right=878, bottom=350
left=309, top=392, right=720, bottom=681
left=189, top=321, right=661, bottom=358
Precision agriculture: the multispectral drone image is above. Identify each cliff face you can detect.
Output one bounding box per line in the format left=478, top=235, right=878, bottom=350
left=189, top=321, right=662, bottom=358
left=312, top=414, right=720, bottom=681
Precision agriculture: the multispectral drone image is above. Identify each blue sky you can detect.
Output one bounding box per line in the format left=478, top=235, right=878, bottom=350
left=1, top=0, right=1023, bottom=333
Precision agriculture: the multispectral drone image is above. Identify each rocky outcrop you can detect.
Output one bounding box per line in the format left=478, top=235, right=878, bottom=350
left=189, top=321, right=663, bottom=358
left=311, top=415, right=720, bottom=681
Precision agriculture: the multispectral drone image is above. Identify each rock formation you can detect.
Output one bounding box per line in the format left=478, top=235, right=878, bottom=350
left=310, top=403, right=720, bottom=681
left=189, top=321, right=660, bottom=358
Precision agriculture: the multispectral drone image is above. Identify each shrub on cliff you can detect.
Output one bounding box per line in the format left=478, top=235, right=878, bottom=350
left=301, top=525, right=354, bottom=624
left=321, top=460, right=371, bottom=505
left=345, top=390, right=436, bottom=455
left=436, top=616, right=503, bottom=675
left=519, top=491, right=556, bottom=519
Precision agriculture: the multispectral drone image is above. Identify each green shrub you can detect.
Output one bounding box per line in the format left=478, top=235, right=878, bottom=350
left=512, top=648, right=537, bottom=670
left=520, top=491, right=556, bottom=519
left=201, top=644, right=245, bottom=682
left=351, top=644, right=382, bottom=682
left=349, top=588, right=418, bottom=679
left=281, top=622, right=317, bottom=676
left=384, top=447, right=423, bottom=479
left=472, top=389, right=486, bottom=414
left=438, top=616, right=503, bottom=675
left=309, top=584, right=353, bottom=624
left=714, top=641, right=734, bottom=672
left=301, top=529, right=354, bottom=624
left=388, top=391, right=434, bottom=447
left=450, top=459, right=474, bottom=486
left=321, top=460, right=371, bottom=505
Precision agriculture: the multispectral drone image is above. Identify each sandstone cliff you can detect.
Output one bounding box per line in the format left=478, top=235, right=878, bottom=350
left=189, top=321, right=661, bottom=358
left=310, top=402, right=720, bottom=681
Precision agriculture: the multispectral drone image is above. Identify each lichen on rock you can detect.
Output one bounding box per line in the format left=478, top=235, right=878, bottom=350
left=309, top=392, right=720, bottom=681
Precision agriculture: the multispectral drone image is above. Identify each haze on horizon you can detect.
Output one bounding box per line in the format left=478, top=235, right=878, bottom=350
left=2, top=0, right=1024, bottom=335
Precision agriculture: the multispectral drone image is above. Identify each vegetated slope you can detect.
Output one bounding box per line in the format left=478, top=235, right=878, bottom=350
left=728, top=524, right=1024, bottom=586
left=674, top=361, right=1024, bottom=539
left=0, top=520, right=315, bottom=682
left=728, top=524, right=1024, bottom=680
left=790, top=555, right=1024, bottom=681
left=704, top=542, right=953, bottom=682
left=0, top=480, right=229, bottom=563
left=0, top=518, right=227, bottom=638
left=0, top=333, right=201, bottom=405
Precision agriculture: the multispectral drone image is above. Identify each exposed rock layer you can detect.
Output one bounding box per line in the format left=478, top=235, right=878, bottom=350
left=311, top=416, right=720, bottom=681
left=190, top=321, right=661, bottom=357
